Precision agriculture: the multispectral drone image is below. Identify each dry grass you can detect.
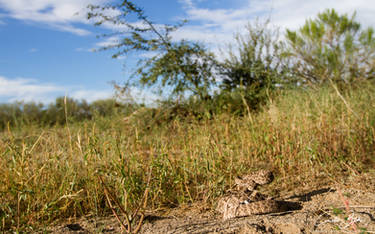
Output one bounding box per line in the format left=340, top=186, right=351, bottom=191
left=1, top=84, right=375, bottom=232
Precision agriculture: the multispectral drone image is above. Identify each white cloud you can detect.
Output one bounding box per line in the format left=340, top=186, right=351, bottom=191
left=264, top=0, right=375, bottom=30
left=69, top=89, right=112, bottom=102
left=52, top=23, right=91, bottom=36
left=0, top=76, right=63, bottom=103
left=94, top=36, right=120, bottom=48
left=0, top=75, right=159, bottom=104
left=0, top=75, right=113, bottom=103
left=0, top=0, right=109, bottom=35
left=171, top=1, right=264, bottom=48
left=1, top=0, right=374, bottom=39
left=174, top=0, right=375, bottom=48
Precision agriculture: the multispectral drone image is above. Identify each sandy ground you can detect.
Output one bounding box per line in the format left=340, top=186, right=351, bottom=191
left=45, top=174, right=375, bottom=234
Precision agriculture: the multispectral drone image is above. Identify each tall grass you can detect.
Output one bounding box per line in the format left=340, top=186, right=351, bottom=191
left=1, top=83, right=374, bottom=231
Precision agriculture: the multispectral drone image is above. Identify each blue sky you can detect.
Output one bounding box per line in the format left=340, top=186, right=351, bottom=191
left=0, top=0, right=374, bottom=104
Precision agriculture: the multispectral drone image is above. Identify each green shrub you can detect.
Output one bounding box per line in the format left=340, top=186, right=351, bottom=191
left=285, top=9, right=375, bottom=85
left=217, top=20, right=288, bottom=110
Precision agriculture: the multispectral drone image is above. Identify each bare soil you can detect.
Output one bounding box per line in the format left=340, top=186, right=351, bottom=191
left=45, top=173, right=375, bottom=234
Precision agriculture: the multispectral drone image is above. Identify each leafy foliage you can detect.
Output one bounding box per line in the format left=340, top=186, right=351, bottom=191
left=285, top=9, right=375, bottom=85
left=218, top=21, right=287, bottom=110
left=137, top=41, right=216, bottom=99
left=87, top=1, right=216, bottom=99
left=85, top=6, right=375, bottom=116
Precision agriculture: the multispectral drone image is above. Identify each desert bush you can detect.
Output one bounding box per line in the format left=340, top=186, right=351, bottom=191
left=217, top=20, right=288, bottom=110
left=285, top=9, right=375, bottom=85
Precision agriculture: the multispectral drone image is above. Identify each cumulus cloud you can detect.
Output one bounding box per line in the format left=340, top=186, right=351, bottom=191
left=0, top=75, right=159, bottom=104
left=174, top=0, right=375, bottom=47
left=52, top=23, right=91, bottom=36
left=262, top=0, right=375, bottom=30
left=0, top=76, right=112, bottom=103
left=0, top=0, right=109, bottom=35
left=70, top=0, right=375, bottom=52
left=69, top=89, right=112, bottom=102
left=0, top=76, right=64, bottom=103
left=1, top=0, right=374, bottom=38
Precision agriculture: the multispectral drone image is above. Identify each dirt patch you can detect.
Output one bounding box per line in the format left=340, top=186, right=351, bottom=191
left=44, top=183, right=375, bottom=234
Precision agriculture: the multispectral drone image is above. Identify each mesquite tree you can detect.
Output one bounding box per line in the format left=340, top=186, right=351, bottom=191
left=87, top=1, right=216, bottom=100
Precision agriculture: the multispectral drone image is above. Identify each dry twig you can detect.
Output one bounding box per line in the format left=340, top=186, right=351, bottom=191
left=98, top=167, right=152, bottom=233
